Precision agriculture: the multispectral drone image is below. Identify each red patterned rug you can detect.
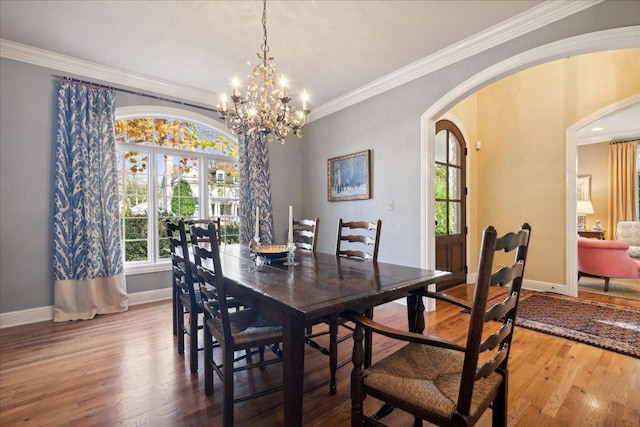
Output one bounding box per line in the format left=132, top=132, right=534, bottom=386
left=512, top=292, right=640, bottom=358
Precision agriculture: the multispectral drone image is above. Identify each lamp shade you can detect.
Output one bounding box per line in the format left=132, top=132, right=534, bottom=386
left=577, top=200, right=595, bottom=215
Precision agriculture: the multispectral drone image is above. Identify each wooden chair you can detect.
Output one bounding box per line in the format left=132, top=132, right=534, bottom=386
left=343, top=223, right=531, bottom=427
left=167, top=218, right=205, bottom=373
left=293, top=217, right=319, bottom=252
left=169, top=217, right=221, bottom=337
left=192, top=222, right=283, bottom=427
left=305, top=218, right=381, bottom=394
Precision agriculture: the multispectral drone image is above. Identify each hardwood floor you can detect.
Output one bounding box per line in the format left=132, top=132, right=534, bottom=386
left=1, top=285, right=638, bottom=426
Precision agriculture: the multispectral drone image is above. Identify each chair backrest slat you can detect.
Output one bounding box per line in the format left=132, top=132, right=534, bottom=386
left=336, top=218, right=382, bottom=262
left=293, top=218, right=319, bottom=252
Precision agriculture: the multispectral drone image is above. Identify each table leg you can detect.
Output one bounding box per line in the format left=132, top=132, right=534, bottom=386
left=283, top=314, right=306, bottom=427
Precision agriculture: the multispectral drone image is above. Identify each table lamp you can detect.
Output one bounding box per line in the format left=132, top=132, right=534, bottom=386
left=577, top=200, right=594, bottom=232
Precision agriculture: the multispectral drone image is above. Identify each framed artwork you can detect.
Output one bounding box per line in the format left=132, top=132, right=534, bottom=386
left=577, top=175, right=591, bottom=201
left=327, top=150, right=371, bottom=201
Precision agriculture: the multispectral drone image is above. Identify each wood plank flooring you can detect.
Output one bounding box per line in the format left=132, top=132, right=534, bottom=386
left=1, top=285, right=639, bottom=426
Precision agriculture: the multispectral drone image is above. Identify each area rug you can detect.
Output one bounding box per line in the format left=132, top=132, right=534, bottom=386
left=513, top=292, right=640, bottom=358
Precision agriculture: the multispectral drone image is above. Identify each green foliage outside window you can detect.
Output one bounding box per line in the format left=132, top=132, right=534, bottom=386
left=171, top=179, right=196, bottom=216
left=435, top=165, right=447, bottom=236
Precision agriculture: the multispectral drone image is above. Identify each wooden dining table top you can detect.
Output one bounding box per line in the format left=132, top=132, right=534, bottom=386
left=216, top=244, right=452, bottom=323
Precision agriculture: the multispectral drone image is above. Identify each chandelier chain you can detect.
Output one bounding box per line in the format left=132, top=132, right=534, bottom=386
left=262, top=0, right=269, bottom=60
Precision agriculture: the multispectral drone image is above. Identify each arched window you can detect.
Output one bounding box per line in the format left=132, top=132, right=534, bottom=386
left=115, top=107, right=239, bottom=272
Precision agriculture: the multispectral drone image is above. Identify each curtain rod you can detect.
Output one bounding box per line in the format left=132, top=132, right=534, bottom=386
left=55, top=75, right=219, bottom=114
left=610, top=138, right=640, bottom=144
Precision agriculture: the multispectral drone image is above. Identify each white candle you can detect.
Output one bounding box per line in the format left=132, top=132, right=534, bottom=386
left=288, top=205, right=293, bottom=244
left=254, top=206, right=259, bottom=240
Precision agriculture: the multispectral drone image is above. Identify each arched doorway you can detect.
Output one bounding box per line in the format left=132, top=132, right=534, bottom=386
left=419, top=27, right=638, bottom=308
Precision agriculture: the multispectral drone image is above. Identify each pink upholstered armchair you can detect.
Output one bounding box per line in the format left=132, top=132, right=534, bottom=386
left=577, top=237, right=640, bottom=291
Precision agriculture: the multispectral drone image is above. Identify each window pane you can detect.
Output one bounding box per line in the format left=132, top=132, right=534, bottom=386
left=435, top=130, right=447, bottom=163
left=208, top=159, right=240, bottom=243
left=118, top=149, right=150, bottom=262
left=449, top=167, right=460, bottom=199
left=435, top=201, right=447, bottom=236
left=434, top=164, right=447, bottom=200
left=449, top=132, right=460, bottom=166
left=157, top=154, right=200, bottom=218
left=449, top=202, right=461, bottom=234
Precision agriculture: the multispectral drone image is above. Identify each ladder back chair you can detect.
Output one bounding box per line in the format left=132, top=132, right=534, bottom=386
left=293, top=217, right=319, bottom=252
left=336, top=218, right=381, bottom=261
left=343, top=223, right=531, bottom=427
left=306, top=218, right=382, bottom=395
left=192, top=222, right=283, bottom=427
left=167, top=218, right=205, bottom=373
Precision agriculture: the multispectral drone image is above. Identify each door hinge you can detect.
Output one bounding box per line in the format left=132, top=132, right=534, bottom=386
left=464, top=265, right=468, bottom=274
left=464, top=147, right=468, bottom=156
left=464, top=187, right=468, bottom=196
left=464, top=226, right=468, bottom=235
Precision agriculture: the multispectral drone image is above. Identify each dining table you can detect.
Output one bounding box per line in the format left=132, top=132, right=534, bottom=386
left=215, top=244, right=452, bottom=426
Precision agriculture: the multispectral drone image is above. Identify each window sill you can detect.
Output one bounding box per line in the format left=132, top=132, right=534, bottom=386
left=125, top=261, right=172, bottom=275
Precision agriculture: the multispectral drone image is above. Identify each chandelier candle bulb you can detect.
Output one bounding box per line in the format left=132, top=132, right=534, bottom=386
left=288, top=206, right=293, bottom=244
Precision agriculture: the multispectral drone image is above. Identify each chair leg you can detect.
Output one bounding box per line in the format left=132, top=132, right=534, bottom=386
left=172, top=285, right=178, bottom=335
left=329, top=314, right=339, bottom=395
left=189, top=310, right=199, bottom=373
left=204, top=324, right=214, bottom=396
left=259, top=345, right=266, bottom=371
left=177, top=303, right=185, bottom=355
left=351, top=325, right=365, bottom=427
left=223, top=345, right=235, bottom=427
left=492, top=372, right=508, bottom=427
left=604, top=277, right=610, bottom=292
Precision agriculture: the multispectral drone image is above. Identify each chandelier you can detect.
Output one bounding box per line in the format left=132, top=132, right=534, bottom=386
left=217, top=0, right=310, bottom=144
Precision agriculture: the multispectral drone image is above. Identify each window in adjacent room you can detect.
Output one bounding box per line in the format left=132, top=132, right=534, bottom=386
left=115, top=111, right=239, bottom=272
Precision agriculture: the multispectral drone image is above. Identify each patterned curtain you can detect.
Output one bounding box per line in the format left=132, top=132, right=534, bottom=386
left=239, top=134, right=275, bottom=244
left=53, top=81, right=127, bottom=322
left=607, top=140, right=639, bottom=235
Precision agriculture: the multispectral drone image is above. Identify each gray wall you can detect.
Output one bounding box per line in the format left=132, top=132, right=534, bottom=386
left=1, top=0, right=638, bottom=315
left=0, top=59, right=301, bottom=314
left=301, top=1, right=640, bottom=266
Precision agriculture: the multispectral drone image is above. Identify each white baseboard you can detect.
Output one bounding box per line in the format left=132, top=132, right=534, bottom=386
left=0, top=279, right=567, bottom=329
left=0, top=288, right=172, bottom=329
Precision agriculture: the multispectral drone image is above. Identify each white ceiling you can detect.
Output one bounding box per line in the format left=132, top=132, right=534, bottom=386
left=576, top=102, right=640, bottom=145
left=1, top=0, right=634, bottom=134
left=1, top=0, right=549, bottom=109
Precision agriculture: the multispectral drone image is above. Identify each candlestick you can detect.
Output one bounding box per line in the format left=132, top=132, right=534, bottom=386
left=288, top=205, right=293, bottom=244
left=254, top=206, right=259, bottom=241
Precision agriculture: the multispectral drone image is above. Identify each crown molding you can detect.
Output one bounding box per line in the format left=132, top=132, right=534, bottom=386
left=0, top=38, right=217, bottom=108
left=0, top=0, right=603, bottom=122
left=311, top=0, right=603, bottom=120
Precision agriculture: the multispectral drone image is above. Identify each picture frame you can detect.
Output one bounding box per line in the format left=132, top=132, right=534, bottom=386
left=577, top=175, right=591, bottom=201
left=327, top=150, right=371, bottom=201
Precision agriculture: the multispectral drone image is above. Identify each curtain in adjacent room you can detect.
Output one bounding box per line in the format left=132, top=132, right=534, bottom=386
left=608, top=140, right=639, bottom=234
left=53, top=80, right=127, bottom=322
left=239, top=134, right=275, bottom=244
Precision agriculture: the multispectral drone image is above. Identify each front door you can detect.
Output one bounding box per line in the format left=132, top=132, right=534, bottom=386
left=434, top=120, right=467, bottom=290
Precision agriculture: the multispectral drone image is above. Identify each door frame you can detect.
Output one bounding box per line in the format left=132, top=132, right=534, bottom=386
left=420, top=27, right=639, bottom=310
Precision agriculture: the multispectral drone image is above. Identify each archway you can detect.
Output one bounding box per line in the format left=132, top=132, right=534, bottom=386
left=420, top=27, right=640, bottom=307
